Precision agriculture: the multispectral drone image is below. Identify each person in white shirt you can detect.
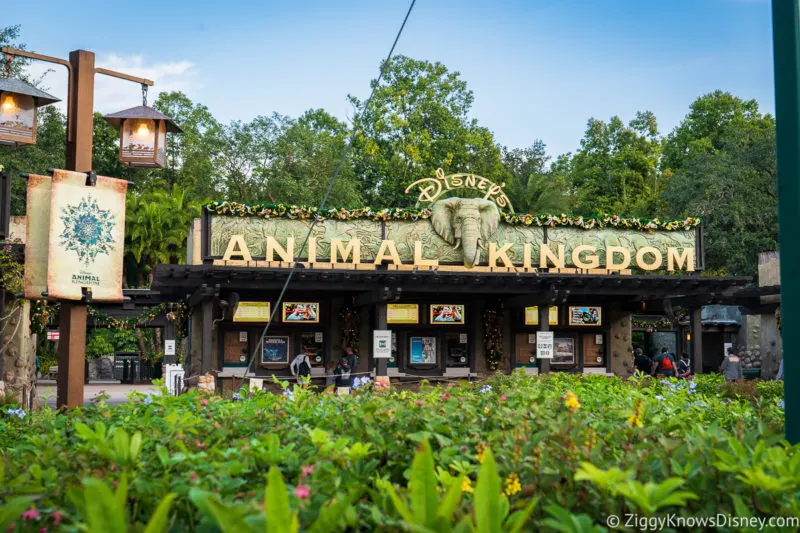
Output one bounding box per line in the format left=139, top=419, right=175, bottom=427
left=290, top=350, right=312, bottom=385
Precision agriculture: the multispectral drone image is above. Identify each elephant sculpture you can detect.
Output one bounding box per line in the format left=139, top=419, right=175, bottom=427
left=431, top=197, right=501, bottom=268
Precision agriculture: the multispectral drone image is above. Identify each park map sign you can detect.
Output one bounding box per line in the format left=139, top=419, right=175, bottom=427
left=206, top=170, right=700, bottom=274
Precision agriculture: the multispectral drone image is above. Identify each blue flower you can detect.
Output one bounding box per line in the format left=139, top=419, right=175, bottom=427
left=655, top=395, right=664, bottom=401
left=353, top=376, right=372, bottom=390
left=283, top=388, right=295, bottom=401
left=6, top=407, right=25, bottom=419
left=687, top=389, right=696, bottom=395
left=692, top=400, right=708, bottom=408
left=689, top=382, right=698, bottom=390
left=143, top=394, right=153, bottom=405
left=480, top=385, right=492, bottom=394
left=778, top=400, right=785, bottom=409
left=232, top=392, right=243, bottom=401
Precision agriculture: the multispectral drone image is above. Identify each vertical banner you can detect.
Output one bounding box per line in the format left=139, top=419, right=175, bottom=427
left=23, top=174, right=52, bottom=299
left=47, top=170, right=127, bottom=302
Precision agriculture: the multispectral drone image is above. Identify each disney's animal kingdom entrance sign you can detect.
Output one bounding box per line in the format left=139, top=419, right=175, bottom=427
left=205, top=198, right=701, bottom=274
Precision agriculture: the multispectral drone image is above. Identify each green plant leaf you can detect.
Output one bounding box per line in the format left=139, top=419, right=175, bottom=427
left=143, top=493, right=177, bottom=533
left=409, top=440, right=439, bottom=526
left=473, top=447, right=502, bottom=533
left=189, top=489, right=251, bottom=533
left=265, top=466, right=298, bottom=533
left=82, top=478, right=128, bottom=533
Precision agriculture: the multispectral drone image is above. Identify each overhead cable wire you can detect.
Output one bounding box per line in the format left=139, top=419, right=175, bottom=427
left=238, top=0, right=418, bottom=381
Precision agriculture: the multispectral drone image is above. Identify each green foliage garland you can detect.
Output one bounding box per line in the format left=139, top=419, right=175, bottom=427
left=204, top=201, right=701, bottom=232
left=29, top=301, right=188, bottom=335
left=631, top=318, right=675, bottom=330
left=482, top=303, right=504, bottom=371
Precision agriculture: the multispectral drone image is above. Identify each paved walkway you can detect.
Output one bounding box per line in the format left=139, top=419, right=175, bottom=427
left=36, top=381, right=159, bottom=407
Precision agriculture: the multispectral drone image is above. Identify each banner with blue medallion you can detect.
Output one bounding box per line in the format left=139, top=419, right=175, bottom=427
left=45, top=170, right=127, bottom=302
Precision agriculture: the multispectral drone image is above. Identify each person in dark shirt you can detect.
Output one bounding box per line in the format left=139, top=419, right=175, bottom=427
left=633, top=348, right=652, bottom=375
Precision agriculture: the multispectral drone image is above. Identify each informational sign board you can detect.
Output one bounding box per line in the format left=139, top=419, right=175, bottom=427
left=164, top=340, right=176, bottom=356
left=46, top=330, right=59, bottom=341
left=528, top=333, right=536, bottom=345
left=525, top=306, right=559, bottom=326
left=282, top=302, right=319, bottom=323
left=459, top=333, right=468, bottom=344
left=373, top=330, right=392, bottom=359
left=569, top=306, right=602, bottom=326
left=430, top=304, right=465, bottom=324
left=387, top=303, right=419, bottom=324
left=239, top=331, right=248, bottom=342
left=536, top=331, right=554, bottom=359
left=46, top=170, right=127, bottom=302
left=315, top=332, right=324, bottom=343
left=234, top=302, right=270, bottom=322
left=261, top=336, right=290, bottom=364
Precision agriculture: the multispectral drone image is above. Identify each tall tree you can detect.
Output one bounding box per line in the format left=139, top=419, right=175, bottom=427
left=349, top=56, right=506, bottom=207
left=662, top=94, right=777, bottom=276
left=661, top=90, right=771, bottom=173
left=502, top=141, right=569, bottom=213
left=564, top=111, right=663, bottom=216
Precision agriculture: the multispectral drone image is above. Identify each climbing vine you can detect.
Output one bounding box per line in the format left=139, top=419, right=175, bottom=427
left=339, top=306, right=361, bottom=356
left=482, top=302, right=504, bottom=371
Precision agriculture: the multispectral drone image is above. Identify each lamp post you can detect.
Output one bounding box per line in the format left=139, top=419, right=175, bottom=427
left=0, top=46, right=166, bottom=409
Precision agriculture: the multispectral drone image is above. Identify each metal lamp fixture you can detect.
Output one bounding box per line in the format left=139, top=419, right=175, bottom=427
left=0, top=78, right=60, bottom=146
left=103, top=86, right=181, bottom=168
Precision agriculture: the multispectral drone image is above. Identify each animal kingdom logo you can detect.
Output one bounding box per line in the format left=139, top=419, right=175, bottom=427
left=404, top=168, right=514, bottom=213
left=58, top=195, right=117, bottom=265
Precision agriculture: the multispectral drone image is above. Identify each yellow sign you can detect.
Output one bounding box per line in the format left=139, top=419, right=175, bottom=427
left=233, top=302, right=271, bottom=322
left=404, top=168, right=514, bottom=212
left=525, top=306, right=559, bottom=326
left=388, top=303, right=419, bottom=324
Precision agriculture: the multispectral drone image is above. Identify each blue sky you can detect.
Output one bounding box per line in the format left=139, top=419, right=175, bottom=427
left=9, top=0, right=774, bottom=156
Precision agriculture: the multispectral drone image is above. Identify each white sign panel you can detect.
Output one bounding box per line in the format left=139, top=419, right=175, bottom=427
left=164, top=340, right=176, bottom=356
left=528, top=333, right=536, bottom=345
left=536, top=331, right=554, bottom=359
left=239, top=331, right=248, bottom=342
left=459, top=333, right=467, bottom=344
left=373, top=330, right=392, bottom=359
left=315, top=332, right=324, bottom=343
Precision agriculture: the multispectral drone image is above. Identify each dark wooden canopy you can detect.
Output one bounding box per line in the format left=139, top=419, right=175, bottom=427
left=151, top=264, right=751, bottom=310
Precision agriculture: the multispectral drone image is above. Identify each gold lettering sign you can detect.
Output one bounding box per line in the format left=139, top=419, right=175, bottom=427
left=233, top=302, right=271, bottom=322
left=405, top=168, right=515, bottom=213
left=215, top=235, right=696, bottom=273
left=388, top=303, right=419, bottom=324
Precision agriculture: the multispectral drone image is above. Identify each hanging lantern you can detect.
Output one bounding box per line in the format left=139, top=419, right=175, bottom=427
left=103, top=106, right=181, bottom=168
left=0, top=78, right=60, bottom=146
left=103, top=87, right=180, bottom=168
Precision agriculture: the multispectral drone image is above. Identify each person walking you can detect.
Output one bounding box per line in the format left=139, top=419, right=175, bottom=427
left=653, top=347, right=678, bottom=378
left=325, top=360, right=337, bottom=388
left=720, top=347, right=743, bottom=383
left=290, top=348, right=312, bottom=385
left=633, top=348, right=651, bottom=375
left=677, top=353, right=692, bottom=379
left=775, top=358, right=784, bottom=381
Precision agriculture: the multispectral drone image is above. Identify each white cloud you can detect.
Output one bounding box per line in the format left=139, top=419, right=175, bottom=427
left=26, top=53, right=198, bottom=116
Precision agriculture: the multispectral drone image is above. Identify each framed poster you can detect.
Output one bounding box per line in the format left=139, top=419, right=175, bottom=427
left=388, top=303, right=419, bottom=324
left=569, top=306, right=602, bottom=326
left=430, top=304, right=465, bottom=324
left=410, top=336, right=437, bottom=364
left=261, top=336, right=290, bottom=364
left=234, top=302, right=271, bottom=322
left=525, top=306, right=559, bottom=326
left=553, top=337, right=575, bottom=364
left=282, top=302, right=319, bottom=323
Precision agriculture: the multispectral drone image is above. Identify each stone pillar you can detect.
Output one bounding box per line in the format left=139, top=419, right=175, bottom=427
left=608, top=303, right=632, bottom=376
left=1, top=300, right=37, bottom=409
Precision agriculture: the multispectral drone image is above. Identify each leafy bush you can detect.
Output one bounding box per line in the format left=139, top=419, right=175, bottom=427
left=0, top=374, right=793, bottom=532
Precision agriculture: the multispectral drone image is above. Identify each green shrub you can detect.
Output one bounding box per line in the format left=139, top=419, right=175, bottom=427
left=0, top=374, right=793, bottom=532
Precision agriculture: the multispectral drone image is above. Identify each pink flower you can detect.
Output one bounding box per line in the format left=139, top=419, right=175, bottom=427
left=201, top=399, right=208, bottom=407
left=241, top=444, right=249, bottom=451
left=301, top=465, right=315, bottom=478
left=40, top=528, right=48, bottom=533
left=500, top=395, right=508, bottom=402
left=294, top=485, right=311, bottom=499
left=7, top=523, right=15, bottom=533
left=190, top=473, right=198, bottom=482
left=415, top=400, right=424, bottom=407
left=440, top=394, right=451, bottom=400
left=21, top=509, right=40, bottom=520
left=50, top=512, right=63, bottom=526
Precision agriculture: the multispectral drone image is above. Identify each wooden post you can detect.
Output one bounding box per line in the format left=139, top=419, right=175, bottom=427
left=772, top=0, right=800, bottom=444
left=56, top=302, right=87, bottom=408
left=374, top=303, right=389, bottom=387
left=164, top=319, right=177, bottom=365
left=538, top=305, right=551, bottom=375
left=201, top=299, right=213, bottom=373
left=691, top=308, right=703, bottom=375
left=57, top=50, right=95, bottom=410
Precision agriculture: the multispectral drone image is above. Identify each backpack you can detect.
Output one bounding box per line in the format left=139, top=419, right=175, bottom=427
left=298, top=357, right=311, bottom=377
left=660, top=354, right=674, bottom=371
